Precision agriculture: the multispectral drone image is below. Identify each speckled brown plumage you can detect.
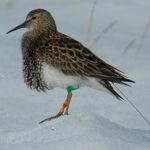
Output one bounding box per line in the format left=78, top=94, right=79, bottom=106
left=23, top=31, right=133, bottom=98
left=7, top=9, right=134, bottom=100
left=7, top=8, right=135, bottom=122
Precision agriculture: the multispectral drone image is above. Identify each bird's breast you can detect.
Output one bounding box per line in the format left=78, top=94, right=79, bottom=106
left=22, top=52, right=48, bottom=92
left=42, top=63, right=81, bottom=89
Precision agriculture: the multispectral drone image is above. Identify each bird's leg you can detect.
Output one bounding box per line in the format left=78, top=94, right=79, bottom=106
left=39, top=85, right=79, bottom=124
left=63, top=92, right=72, bottom=115
left=63, top=85, right=80, bottom=115
left=39, top=92, right=73, bottom=124
left=56, top=92, right=72, bottom=116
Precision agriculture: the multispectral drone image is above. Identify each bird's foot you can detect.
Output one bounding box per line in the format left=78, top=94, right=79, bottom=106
left=39, top=99, right=70, bottom=124
left=39, top=112, right=63, bottom=123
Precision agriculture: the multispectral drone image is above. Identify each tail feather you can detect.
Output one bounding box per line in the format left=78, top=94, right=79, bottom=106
left=101, top=80, right=124, bottom=100
left=100, top=75, right=135, bottom=100
left=112, top=81, right=131, bottom=87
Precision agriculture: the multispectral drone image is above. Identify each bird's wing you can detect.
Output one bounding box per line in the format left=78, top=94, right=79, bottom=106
left=44, top=33, right=133, bottom=84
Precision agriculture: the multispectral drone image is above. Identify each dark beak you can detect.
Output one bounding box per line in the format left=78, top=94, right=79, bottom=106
left=7, top=21, right=26, bottom=34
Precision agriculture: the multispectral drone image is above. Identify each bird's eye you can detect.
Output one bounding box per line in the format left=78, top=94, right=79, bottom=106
left=32, top=16, right=36, bottom=20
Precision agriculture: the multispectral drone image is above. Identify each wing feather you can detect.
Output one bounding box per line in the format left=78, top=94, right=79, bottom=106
left=44, top=33, right=134, bottom=84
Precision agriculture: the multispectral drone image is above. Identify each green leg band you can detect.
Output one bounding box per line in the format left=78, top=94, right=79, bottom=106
left=66, top=85, right=80, bottom=93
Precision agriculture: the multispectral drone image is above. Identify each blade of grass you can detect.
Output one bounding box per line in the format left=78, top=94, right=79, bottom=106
left=86, top=0, right=98, bottom=45
left=122, top=39, right=136, bottom=55
left=136, top=21, right=150, bottom=54
left=90, top=20, right=118, bottom=48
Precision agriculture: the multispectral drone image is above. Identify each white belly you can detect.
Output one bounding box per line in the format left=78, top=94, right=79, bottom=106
left=42, top=63, right=81, bottom=89
left=42, top=63, right=110, bottom=94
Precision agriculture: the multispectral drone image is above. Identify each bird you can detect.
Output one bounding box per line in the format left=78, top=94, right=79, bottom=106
left=7, top=8, right=134, bottom=123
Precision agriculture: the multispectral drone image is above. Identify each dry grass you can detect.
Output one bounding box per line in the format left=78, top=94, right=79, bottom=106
left=90, top=20, right=118, bottom=48
left=122, top=21, right=150, bottom=56
left=136, top=21, right=150, bottom=54
left=5, top=0, right=16, bottom=8
left=122, top=39, right=136, bottom=55
left=86, top=0, right=98, bottom=45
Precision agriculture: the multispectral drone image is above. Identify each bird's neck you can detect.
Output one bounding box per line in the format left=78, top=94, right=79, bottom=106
left=26, top=26, right=57, bottom=39
left=22, top=28, right=52, bottom=48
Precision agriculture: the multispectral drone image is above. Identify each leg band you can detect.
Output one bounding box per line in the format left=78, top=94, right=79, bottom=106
left=66, top=85, right=80, bottom=93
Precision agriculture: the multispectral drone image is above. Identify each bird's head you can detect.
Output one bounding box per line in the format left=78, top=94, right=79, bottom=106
left=7, top=9, right=57, bottom=34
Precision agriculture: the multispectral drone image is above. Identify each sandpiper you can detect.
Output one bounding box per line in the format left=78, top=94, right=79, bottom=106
left=7, top=9, right=134, bottom=123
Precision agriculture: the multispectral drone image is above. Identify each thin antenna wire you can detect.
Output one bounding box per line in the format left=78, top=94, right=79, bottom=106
left=86, top=0, right=98, bottom=44
left=113, top=84, right=150, bottom=126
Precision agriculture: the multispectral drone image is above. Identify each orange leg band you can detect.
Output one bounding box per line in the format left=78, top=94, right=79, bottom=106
left=59, top=99, right=68, bottom=113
